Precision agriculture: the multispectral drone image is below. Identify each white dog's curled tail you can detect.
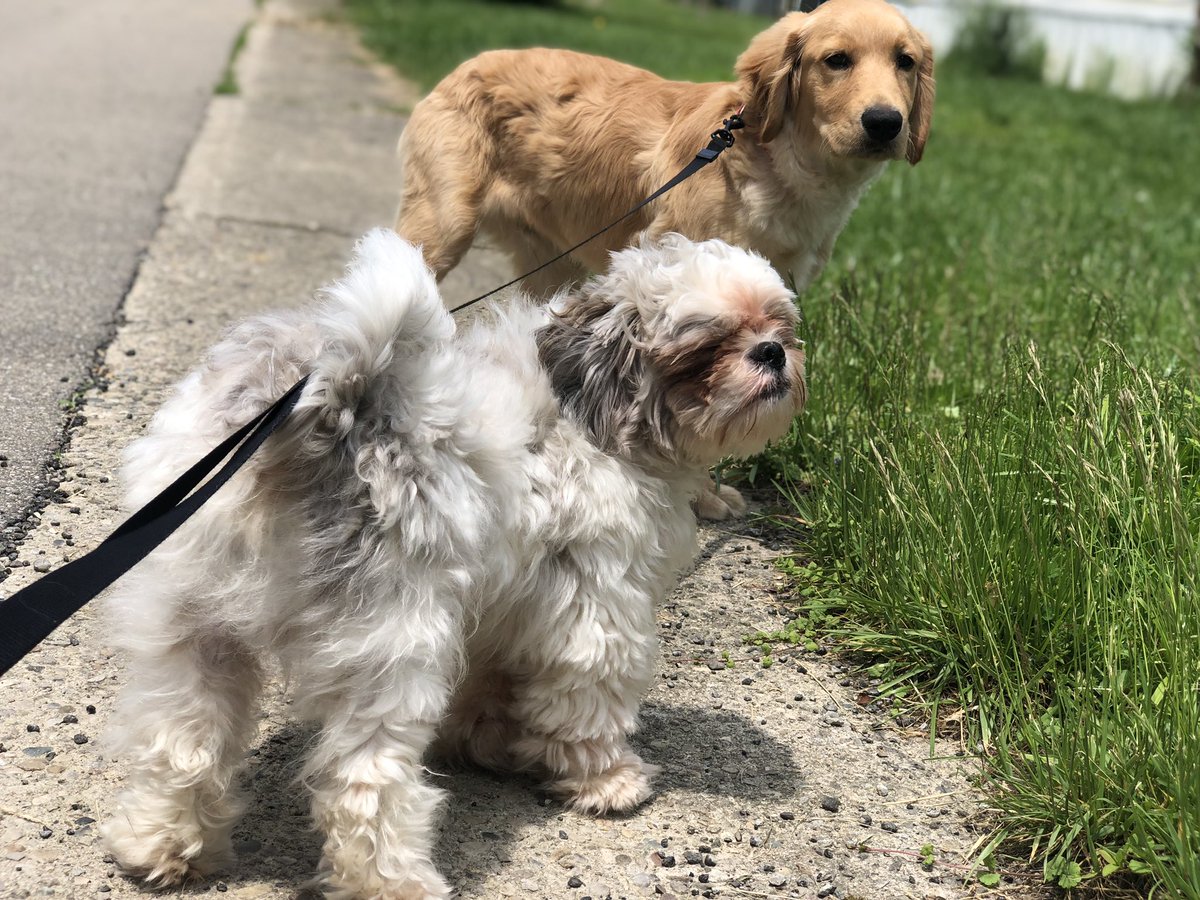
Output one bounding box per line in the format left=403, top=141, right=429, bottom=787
left=297, top=228, right=453, bottom=431
left=122, top=230, right=450, bottom=517
left=201, top=230, right=451, bottom=487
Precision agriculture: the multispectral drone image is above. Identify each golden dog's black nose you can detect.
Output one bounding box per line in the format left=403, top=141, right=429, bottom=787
left=749, top=341, right=786, bottom=371
left=862, top=105, right=903, bottom=142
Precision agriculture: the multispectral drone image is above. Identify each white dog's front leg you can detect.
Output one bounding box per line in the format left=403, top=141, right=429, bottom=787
left=510, top=586, right=659, bottom=815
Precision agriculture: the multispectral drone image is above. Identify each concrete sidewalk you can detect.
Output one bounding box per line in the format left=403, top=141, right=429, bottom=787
left=0, top=3, right=991, bottom=898
left=0, top=0, right=251, bottom=552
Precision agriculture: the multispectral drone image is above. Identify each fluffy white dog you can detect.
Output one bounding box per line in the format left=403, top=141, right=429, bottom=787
left=101, top=230, right=806, bottom=898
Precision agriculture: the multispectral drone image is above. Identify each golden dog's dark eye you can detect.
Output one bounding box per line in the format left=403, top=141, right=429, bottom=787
left=824, top=52, right=852, bottom=71
left=897, top=53, right=915, bottom=71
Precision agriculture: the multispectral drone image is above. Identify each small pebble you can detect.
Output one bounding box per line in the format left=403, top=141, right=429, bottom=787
left=780, top=810, right=795, bottom=820
left=820, top=796, right=840, bottom=813
left=567, top=875, right=583, bottom=888
left=26, top=724, right=40, bottom=733
left=881, top=822, right=900, bottom=833
left=73, top=733, right=89, bottom=745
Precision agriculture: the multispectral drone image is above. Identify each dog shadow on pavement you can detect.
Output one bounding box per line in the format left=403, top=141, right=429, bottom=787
left=214, top=702, right=796, bottom=896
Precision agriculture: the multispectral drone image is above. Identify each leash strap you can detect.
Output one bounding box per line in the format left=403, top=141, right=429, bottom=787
left=0, top=111, right=746, bottom=678
left=0, top=376, right=309, bottom=678
left=449, top=111, right=744, bottom=314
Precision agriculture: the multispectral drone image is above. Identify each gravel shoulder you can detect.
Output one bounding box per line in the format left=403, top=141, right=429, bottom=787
left=2, top=2, right=1005, bottom=898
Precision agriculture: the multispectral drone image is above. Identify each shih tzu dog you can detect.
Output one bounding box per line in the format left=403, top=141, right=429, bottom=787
left=101, top=230, right=806, bottom=898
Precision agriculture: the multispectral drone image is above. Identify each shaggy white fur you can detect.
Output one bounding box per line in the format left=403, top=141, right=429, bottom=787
left=101, top=230, right=806, bottom=898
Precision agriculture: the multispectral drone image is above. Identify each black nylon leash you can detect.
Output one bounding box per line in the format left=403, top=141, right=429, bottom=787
left=449, top=110, right=744, bottom=314
left=0, top=110, right=745, bottom=679
left=0, top=376, right=309, bottom=678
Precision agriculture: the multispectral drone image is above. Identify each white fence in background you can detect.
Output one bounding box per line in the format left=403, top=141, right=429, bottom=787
left=889, top=1, right=1194, bottom=98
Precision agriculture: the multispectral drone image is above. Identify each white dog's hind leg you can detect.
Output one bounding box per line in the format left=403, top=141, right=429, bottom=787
left=102, top=633, right=262, bottom=885
left=301, top=626, right=459, bottom=899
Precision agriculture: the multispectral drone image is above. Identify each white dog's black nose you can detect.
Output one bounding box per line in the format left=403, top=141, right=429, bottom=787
left=861, top=106, right=903, bottom=143
left=749, top=341, right=786, bottom=371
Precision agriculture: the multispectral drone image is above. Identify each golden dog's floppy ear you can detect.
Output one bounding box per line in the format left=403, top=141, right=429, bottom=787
left=906, top=33, right=936, bottom=165
left=735, top=14, right=807, bottom=144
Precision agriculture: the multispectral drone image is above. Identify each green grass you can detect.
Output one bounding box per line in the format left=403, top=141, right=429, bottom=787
left=344, top=0, right=766, bottom=90
left=215, top=23, right=251, bottom=96
left=343, top=2, right=1200, bottom=894
left=773, top=72, right=1200, bottom=896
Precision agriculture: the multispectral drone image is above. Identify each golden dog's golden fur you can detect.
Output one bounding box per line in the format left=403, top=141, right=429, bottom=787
left=395, top=0, right=933, bottom=520
left=395, top=0, right=934, bottom=298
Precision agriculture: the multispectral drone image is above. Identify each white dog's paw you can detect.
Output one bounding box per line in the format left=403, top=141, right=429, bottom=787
left=317, top=863, right=452, bottom=900
left=379, top=873, right=453, bottom=900
left=556, top=752, right=659, bottom=815
left=693, top=482, right=748, bottom=521
left=102, top=815, right=229, bottom=887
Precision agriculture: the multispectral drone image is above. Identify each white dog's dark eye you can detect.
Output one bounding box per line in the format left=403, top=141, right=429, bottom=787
left=824, top=52, right=852, bottom=71
left=897, top=53, right=916, bottom=71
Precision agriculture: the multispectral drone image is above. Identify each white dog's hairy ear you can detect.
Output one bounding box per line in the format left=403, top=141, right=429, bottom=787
left=907, top=32, right=936, bottom=165
left=536, top=299, right=672, bottom=455
left=736, top=13, right=807, bottom=144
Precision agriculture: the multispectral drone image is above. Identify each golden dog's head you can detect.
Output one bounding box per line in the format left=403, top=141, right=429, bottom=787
left=736, top=0, right=935, bottom=165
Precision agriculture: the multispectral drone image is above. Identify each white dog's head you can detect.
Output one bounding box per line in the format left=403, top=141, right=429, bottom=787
left=537, top=235, right=807, bottom=467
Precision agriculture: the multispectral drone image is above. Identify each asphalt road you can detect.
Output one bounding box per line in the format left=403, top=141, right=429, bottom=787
left=0, top=0, right=252, bottom=537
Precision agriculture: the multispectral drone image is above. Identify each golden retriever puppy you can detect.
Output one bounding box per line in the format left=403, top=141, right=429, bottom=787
left=396, top=0, right=933, bottom=518
left=395, top=0, right=933, bottom=298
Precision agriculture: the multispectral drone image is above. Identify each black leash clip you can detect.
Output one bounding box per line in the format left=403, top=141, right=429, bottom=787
left=710, top=109, right=746, bottom=149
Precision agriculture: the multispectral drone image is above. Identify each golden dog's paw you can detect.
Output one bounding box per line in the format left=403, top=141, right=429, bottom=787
left=694, top=482, right=748, bottom=521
